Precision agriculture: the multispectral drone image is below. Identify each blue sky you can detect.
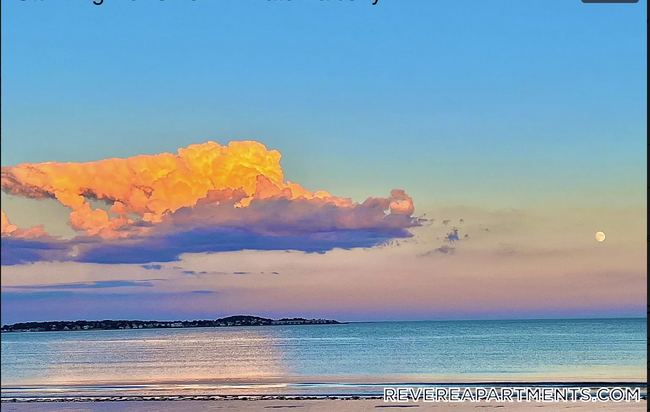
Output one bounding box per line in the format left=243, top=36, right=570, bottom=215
left=1, top=1, right=646, bottom=323
left=2, top=0, right=646, bottom=208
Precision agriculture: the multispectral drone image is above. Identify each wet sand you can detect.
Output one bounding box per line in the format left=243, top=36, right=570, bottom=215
left=0, top=399, right=646, bottom=411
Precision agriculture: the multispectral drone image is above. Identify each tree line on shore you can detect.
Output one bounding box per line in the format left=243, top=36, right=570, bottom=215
left=1, top=315, right=342, bottom=333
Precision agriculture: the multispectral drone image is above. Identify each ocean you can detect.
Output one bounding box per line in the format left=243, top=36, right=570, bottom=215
left=1, top=318, right=646, bottom=398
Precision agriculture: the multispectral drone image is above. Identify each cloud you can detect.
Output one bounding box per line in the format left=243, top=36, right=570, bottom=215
left=1, top=291, right=77, bottom=302
left=444, top=228, right=460, bottom=242
left=0, top=237, right=72, bottom=266
left=1, top=210, right=48, bottom=239
left=1, top=141, right=419, bottom=266
left=421, top=245, right=456, bottom=256
left=1, top=141, right=415, bottom=238
left=74, top=226, right=402, bottom=264
left=1, top=206, right=646, bottom=324
left=1, top=210, right=17, bottom=235
left=165, top=188, right=416, bottom=236
left=3, top=280, right=155, bottom=291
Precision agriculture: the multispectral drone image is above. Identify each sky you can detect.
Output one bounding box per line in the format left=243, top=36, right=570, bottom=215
left=1, top=0, right=647, bottom=324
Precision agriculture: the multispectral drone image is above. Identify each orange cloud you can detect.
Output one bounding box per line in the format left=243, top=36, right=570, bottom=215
left=1, top=141, right=416, bottom=238
left=1, top=210, right=48, bottom=239
left=1, top=210, right=18, bottom=236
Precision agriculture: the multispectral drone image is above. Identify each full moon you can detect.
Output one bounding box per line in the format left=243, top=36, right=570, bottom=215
left=595, top=231, right=606, bottom=243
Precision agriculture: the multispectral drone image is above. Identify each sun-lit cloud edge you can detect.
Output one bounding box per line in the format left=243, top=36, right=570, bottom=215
left=1, top=140, right=421, bottom=266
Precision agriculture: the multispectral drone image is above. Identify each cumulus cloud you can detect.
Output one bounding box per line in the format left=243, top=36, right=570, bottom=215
left=1, top=141, right=419, bottom=265
left=166, top=185, right=416, bottom=236
left=1, top=210, right=64, bottom=265
left=1, top=210, right=17, bottom=235
left=1, top=210, right=48, bottom=239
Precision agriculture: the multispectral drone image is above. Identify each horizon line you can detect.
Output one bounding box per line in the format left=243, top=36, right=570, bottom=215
left=2, top=314, right=647, bottom=328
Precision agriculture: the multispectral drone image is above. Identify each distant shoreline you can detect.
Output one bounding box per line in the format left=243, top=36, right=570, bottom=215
left=0, top=315, right=343, bottom=333
left=2, top=316, right=645, bottom=333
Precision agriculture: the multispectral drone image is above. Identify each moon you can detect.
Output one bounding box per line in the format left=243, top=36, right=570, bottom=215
left=595, top=231, right=606, bottom=243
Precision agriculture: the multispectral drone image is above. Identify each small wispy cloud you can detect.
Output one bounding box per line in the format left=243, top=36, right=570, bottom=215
left=3, top=280, right=155, bottom=291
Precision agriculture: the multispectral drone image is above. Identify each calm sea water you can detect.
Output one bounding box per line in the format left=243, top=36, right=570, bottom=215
left=1, top=318, right=646, bottom=397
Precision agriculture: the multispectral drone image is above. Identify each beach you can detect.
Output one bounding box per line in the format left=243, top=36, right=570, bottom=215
left=1, top=399, right=647, bottom=412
